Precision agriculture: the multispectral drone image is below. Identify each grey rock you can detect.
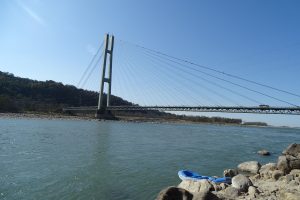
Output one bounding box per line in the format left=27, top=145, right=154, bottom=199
left=286, top=174, right=294, bottom=183
left=156, top=186, right=193, bottom=200
left=258, top=149, right=271, bottom=156
left=178, top=180, right=200, bottom=194
left=193, top=191, right=220, bottom=200
left=232, top=174, right=253, bottom=192
left=282, top=143, right=300, bottom=158
left=199, top=180, right=213, bottom=193
left=222, top=186, right=240, bottom=199
left=259, top=163, right=277, bottom=179
left=272, top=170, right=283, bottom=180
left=238, top=161, right=261, bottom=174
left=219, top=183, right=228, bottom=190
left=290, top=169, right=300, bottom=177
left=279, top=191, right=300, bottom=200
left=177, top=180, right=213, bottom=194
left=288, top=180, right=300, bottom=187
left=248, top=186, right=258, bottom=198
left=223, top=168, right=238, bottom=178
left=287, top=155, right=300, bottom=170
left=210, top=181, right=221, bottom=192
left=277, top=155, right=291, bottom=174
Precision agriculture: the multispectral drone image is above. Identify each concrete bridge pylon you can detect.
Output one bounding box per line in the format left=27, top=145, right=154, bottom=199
left=96, top=33, right=114, bottom=118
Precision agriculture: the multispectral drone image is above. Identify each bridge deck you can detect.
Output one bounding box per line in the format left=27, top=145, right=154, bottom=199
left=63, top=106, right=300, bottom=115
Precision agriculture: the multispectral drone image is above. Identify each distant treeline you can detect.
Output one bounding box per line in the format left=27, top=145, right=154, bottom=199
left=115, top=110, right=242, bottom=124
left=0, top=71, right=243, bottom=124
left=0, top=71, right=132, bottom=113
left=243, top=122, right=268, bottom=126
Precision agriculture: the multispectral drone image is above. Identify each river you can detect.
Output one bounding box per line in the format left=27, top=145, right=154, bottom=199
left=0, top=118, right=299, bottom=199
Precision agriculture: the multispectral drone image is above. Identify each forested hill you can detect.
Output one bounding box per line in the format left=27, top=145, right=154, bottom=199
left=0, top=71, right=132, bottom=112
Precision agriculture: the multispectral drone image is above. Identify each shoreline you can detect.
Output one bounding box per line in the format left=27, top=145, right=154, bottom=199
left=157, top=144, right=300, bottom=200
left=0, top=112, right=298, bottom=129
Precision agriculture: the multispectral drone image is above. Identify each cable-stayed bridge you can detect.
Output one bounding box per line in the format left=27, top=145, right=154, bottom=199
left=64, top=34, right=300, bottom=116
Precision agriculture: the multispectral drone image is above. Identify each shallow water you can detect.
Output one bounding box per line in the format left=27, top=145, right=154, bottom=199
left=0, top=118, right=299, bottom=200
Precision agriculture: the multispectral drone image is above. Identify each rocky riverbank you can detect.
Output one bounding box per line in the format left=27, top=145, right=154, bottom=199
left=156, top=143, right=300, bottom=200
left=0, top=112, right=97, bottom=121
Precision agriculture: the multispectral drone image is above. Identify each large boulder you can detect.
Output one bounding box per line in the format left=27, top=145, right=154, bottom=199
left=177, top=180, right=213, bottom=194
left=277, top=144, right=300, bottom=174
left=259, top=163, right=277, bottom=179
left=278, top=155, right=300, bottom=174
left=277, top=155, right=291, bottom=174
left=283, top=143, right=300, bottom=158
left=156, top=186, right=193, bottom=200
left=287, top=155, right=300, bottom=170
left=238, top=161, right=261, bottom=174
left=232, top=174, right=253, bottom=192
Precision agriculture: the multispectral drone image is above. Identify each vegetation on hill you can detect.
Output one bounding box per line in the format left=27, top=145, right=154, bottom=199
left=243, top=122, right=268, bottom=126
left=0, top=71, right=243, bottom=124
left=0, top=71, right=131, bottom=113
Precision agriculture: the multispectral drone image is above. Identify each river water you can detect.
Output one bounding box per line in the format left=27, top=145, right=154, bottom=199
left=0, top=118, right=299, bottom=200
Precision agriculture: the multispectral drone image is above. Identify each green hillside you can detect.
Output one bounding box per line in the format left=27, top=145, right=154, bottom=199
left=0, top=71, right=131, bottom=113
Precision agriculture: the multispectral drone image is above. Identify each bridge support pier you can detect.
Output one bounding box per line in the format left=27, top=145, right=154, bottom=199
left=96, top=33, right=114, bottom=118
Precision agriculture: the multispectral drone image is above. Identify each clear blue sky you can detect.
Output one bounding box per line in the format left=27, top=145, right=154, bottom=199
left=0, top=0, right=300, bottom=126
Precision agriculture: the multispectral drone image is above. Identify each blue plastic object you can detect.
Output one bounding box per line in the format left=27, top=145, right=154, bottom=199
left=178, top=170, right=231, bottom=184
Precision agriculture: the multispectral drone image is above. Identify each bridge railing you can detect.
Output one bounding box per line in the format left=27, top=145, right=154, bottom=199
left=63, top=106, right=300, bottom=115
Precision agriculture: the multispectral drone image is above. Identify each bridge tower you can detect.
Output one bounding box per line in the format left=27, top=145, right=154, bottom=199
left=96, top=33, right=114, bottom=117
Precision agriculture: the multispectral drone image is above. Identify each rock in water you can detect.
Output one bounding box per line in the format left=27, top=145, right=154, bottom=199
left=232, top=174, right=253, bottom=192
left=238, top=161, right=261, bottom=174
left=283, top=143, right=300, bottom=158
left=156, top=186, right=193, bottom=200
left=257, top=149, right=271, bottom=156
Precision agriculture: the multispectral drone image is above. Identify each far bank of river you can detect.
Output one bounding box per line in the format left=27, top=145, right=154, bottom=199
left=1, top=112, right=295, bottom=129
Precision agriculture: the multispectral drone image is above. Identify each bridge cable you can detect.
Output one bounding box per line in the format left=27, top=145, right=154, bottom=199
left=132, top=47, right=222, bottom=106
left=142, top=49, right=262, bottom=104
left=122, top=40, right=206, bottom=106
left=120, top=39, right=300, bottom=99
left=80, top=51, right=104, bottom=89
left=139, top=47, right=299, bottom=107
left=123, top=44, right=204, bottom=106
left=118, top=43, right=149, bottom=106
left=77, top=41, right=104, bottom=88
left=139, top=49, right=261, bottom=106
left=137, top=48, right=248, bottom=106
